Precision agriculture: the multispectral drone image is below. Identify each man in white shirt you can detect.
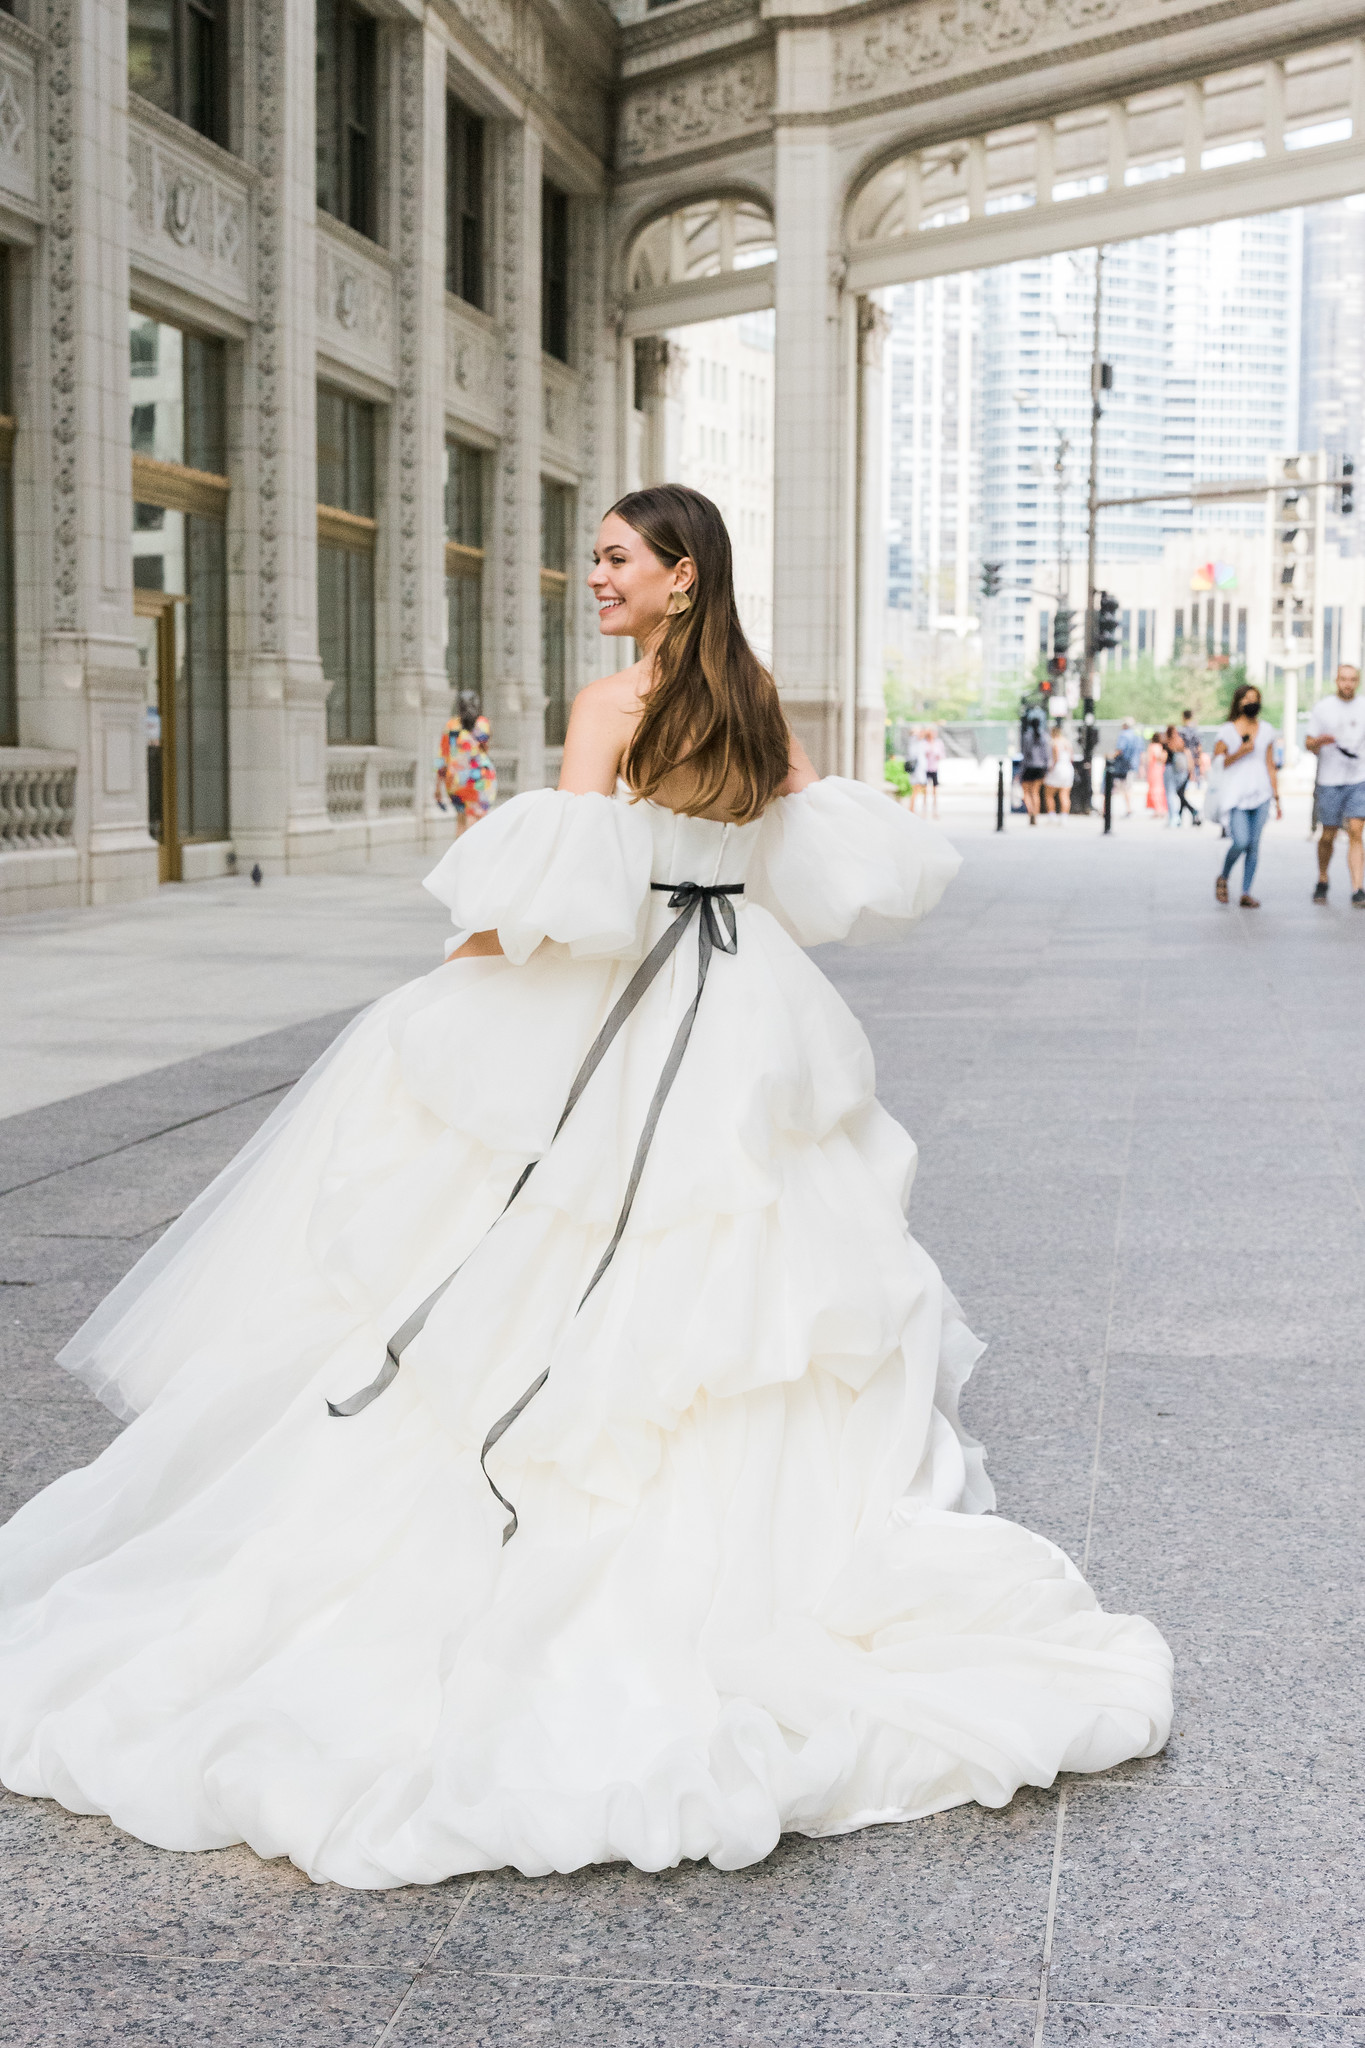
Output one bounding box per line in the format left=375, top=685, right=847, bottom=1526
left=1306, top=664, right=1365, bottom=906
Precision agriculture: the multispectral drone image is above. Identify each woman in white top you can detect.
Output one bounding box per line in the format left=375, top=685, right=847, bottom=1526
left=1212, top=683, right=1280, bottom=906
left=1043, top=722, right=1074, bottom=815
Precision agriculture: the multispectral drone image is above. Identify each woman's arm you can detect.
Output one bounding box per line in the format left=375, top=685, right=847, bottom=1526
left=1266, top=738, right=1281, bottom=812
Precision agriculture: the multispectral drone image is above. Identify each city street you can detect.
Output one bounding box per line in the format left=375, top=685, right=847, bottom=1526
left=1, top=799, right=1362, bottom=2046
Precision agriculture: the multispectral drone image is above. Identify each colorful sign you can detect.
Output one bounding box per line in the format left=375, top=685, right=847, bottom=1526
left=1190, top=562, right=1238, bottom=592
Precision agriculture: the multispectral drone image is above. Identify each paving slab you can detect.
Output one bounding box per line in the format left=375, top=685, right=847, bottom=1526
left=0, top=802, right=1361, bottom=2046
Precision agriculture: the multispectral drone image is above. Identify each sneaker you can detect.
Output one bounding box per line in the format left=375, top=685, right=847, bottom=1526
left=1314, top=881, right=1329, bottom=903
left=1354, top=890, right=1365, bottom=908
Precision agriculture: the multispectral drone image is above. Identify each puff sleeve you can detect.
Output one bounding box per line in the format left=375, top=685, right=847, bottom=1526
left=744, top=777, right=961, bottom=947
left=422, top=789, right=654, bottom=965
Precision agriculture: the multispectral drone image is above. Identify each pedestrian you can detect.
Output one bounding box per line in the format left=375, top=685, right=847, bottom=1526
left=922, top=725, right=944, bottom=819
left=1161, top=725, right=1201, bottom=828
left=1306, top=661, right=1365, bottom=906
left=1145, top=731, right=1168, bottom=817
left=904, top=727, right=927, bottom=815
left=1212, top=683, right=1280, bottom=906
left=1108, top=716, right=1143, bottom=817
left=435, top=691, right=497, bottom=837
left=1179, top=708, right=1204, bottom=786
left=1019, top=703, right=1051, bottom=825
left=1043, top=720, right=1074, bottom=816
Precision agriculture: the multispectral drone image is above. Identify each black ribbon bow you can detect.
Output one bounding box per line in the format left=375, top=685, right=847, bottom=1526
left=327, top=878, right=743, bottom=1545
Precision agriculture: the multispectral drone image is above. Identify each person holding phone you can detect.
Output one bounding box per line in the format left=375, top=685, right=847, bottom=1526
left=1212, top=683, right=1280, bottom=906
left=1306, top=663, right=1365, bottom=905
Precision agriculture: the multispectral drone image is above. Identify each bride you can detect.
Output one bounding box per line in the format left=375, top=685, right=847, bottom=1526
left=0, top=485, right=1171, bottom=1889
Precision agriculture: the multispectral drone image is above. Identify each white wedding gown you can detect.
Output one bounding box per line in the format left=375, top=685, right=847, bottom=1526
left=0, top=780, right=1172, bottom=1888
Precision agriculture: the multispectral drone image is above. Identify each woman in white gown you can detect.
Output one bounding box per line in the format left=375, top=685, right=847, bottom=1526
left=0, top=486, right=1171, bottom=1889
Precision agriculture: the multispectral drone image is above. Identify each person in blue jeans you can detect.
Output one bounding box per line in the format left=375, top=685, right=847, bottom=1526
left=1212, top=685, right=1281, bottom=906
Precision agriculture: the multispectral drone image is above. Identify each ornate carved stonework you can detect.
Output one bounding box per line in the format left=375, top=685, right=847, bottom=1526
left=617, top=54, right=774, bottom=169
left=445, top=302, right=500, bottom=432
left=573, top=200, right=603, bottom=694
left=447, top=0, right=515, bottom=62
left=0, top=32, right=37, bottom=208
left=394, top=29, right=422, bottom=669
left=127, top=110, right=252, bottom=316
left=46, top=0, right=78, bottom=631
left=254, top=0, right=284, bottom=652
left=832, top=0, right=1148, bottom=108
left=497, top=126, right=525, bottom=719
left=315, top=222, right=395, bottom=379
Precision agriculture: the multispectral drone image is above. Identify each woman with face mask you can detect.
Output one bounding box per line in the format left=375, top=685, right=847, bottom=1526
left=1212, top=683, right=1281, bottom=906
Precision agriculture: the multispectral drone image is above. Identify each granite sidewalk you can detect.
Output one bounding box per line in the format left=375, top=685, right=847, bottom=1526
left=1, top=800, right=1362, bottom=2046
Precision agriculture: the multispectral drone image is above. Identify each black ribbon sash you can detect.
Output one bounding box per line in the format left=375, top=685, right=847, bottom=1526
left=326, top=878, right=743, bottom=1544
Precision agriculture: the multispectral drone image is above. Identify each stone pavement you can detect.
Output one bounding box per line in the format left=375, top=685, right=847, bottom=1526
left=1, top=798, right=1362, bottom=2046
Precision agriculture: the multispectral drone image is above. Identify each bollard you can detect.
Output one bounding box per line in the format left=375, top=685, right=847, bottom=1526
left=1102, top=762, right=1113, bottom=836
left=996, top=758, right=1005, bottom=833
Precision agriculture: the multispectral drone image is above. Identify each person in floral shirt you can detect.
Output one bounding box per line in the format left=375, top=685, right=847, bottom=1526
left=435, top=692, right=497, bottom=835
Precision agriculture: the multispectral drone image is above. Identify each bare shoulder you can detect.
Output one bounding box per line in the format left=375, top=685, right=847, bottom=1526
left=575, top=663, right=649, bottom=720
left=779, top=732, right=819, bottom=796
left=559, top=662, right=648, bottom=795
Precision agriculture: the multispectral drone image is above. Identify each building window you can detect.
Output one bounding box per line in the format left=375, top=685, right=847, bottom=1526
left=446, top=97, right=485, bottom=309
left=445, top=439, right=484, bottom=704
left=1236, top=609, right=1247, bottom=658
left=128, top=0, right=227, bottom=144
left=0, top=251, right=13, bottom=748
left=541, top=182, right=570, bottom=363
left=317, top=0, right=377, bottom=241
left=1173, top=609, right=1184, bottom=651
left=541, top=478, right=573, bottom=746
left=317, top=385, right=377, bottom=744
left=129, top=313, right=230, bottom=859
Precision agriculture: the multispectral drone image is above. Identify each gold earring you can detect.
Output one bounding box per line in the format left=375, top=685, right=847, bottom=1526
left=666, top=588, right=693, bottom=616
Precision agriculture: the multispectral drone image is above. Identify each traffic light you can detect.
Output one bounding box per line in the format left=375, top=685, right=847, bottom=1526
left=1052, top=607, right=1075, bottom=659
left=980, top=560, right=1004, bottom=599
left=1342, top=457, right=1355, bottom=517
left=1095, top=590, right=1121, bottom=653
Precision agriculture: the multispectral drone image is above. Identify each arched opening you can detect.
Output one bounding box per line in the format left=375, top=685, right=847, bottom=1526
left=621, top=195, right=775, bottom=334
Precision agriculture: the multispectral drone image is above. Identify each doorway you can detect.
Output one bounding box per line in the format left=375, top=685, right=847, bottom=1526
left=134, top=591, right=186, bottom=883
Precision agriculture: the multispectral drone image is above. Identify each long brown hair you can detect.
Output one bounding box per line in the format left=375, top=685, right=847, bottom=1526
left=611, top=484, right=789, bottom=823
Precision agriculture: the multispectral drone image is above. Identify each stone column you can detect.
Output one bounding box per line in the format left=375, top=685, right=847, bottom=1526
left=382, top=19, right=451, bottom=839
left=771, top=124, right=848, bottom=777
left=494, top=121, right=544, bottom=794
left=40, top=0, right=152, bottom=903
left=232, top=0, right=328, bottom=875
left=632, top=336, right=688, bottom=486
left=855, top=296, right=890, bottom=787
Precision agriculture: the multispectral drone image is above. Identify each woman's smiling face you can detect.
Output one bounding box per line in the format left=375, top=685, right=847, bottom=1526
left=587, top=512, right=690, bottom=644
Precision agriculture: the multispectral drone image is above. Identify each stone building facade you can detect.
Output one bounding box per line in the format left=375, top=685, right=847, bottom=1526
left=0, top=0, right=1360, bottom=911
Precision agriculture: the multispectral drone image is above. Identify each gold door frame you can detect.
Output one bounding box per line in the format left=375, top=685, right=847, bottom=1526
left=134, top=588, right=187, bottom=883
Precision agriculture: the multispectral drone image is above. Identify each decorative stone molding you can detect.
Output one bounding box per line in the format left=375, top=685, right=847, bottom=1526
left=498, top=127, right=525, bottom=718
left=0, top=750, right=78, bottom=849
left=254, top=0, right=284, bottom=653
left=617, top=54, right=775, bottom=170
left=444, top=301, right=500, bottom=433
left=315, top=219, right=395, bottom=382
left=47, top=0, right=79, bottom=632
left=831, top=0, right=1165, bottom=109
left=573, top=199, right=603, bottom=695
left=394, top=28, right=422, bottom=668
left=447, top=0, right=516, bottom=63
left=127, top=108, right=253, bottom=317
left=0, top=29, right=37, bottom=209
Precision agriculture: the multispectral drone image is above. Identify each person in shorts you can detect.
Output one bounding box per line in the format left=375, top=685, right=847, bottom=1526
left=1307, top=663, right=1365, bottom=905
left=1019, top=705, right=1051, bottom=824
left=922, top=726, right=944, bottom=818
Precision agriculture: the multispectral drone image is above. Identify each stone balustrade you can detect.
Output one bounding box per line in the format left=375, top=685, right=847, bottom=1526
left=0, top=751, right=79, bottom=851
left=325, top=747, right=420, bottom=824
